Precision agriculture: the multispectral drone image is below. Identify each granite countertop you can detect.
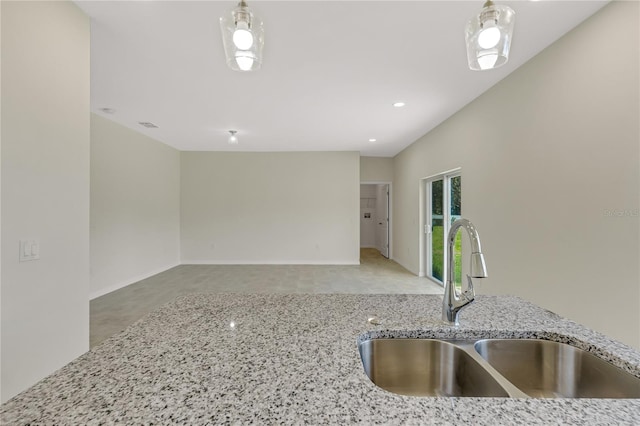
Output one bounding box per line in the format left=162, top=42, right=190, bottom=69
left=2, top=294, right=640, bottom=425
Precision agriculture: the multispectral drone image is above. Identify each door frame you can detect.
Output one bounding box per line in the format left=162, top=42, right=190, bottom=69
left=361, top=181, right=392, bottom=260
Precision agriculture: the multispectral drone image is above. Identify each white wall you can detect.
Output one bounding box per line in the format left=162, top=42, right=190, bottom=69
left=181, top=152, right=359, bottom=265
left=393, top=2, right=639, bottom=348
left=90, top=114, right=181, bottom=299
left=0, top=0, right=3, bottom=403
left=360, top=156, right=393, bottom=182
left=1, top=1, right=90, bottom=401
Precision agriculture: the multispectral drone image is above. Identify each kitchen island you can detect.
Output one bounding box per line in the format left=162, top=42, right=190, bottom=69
left=2, top=294, right=640, bottom=425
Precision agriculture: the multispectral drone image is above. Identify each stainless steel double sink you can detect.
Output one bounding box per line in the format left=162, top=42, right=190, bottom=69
left=358, top=338, right=640, bottom=398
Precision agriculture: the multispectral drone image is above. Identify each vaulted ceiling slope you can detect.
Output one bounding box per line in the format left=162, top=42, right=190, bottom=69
left=76, top=1, right=607, bottom=156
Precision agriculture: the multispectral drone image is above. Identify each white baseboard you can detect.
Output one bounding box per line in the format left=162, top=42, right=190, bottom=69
left=91, top=259, right=368, bottom=299
left=89, top=262, right=180, bottom=300
left=393, top=258, right=420, bottom=276
left=180, top=260, right=359, bottom=265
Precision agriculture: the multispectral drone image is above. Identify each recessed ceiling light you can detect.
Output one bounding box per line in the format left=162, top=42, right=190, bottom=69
left=228, top=130, right=239, bottom=144
left=392, top=102, right=406, bottom=108
left=138, top=121, right=158, bottom=128
left=368, top=138, right=377, bottom=142
left=99, top=107, right=116, bottom=114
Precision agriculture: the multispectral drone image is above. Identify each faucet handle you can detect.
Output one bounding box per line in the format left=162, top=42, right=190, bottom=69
left=460, top=275, right=475, bottom=303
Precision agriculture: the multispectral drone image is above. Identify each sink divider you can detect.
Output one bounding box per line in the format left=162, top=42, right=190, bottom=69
left=442, top=340, right=530, bottom=398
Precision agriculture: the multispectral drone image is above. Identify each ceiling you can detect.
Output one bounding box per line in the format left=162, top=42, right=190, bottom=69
left=76, top=1, right=608, bottom=157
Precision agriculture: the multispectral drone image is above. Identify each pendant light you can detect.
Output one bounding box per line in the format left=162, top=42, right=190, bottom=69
left=465, top=1, right=515, bottom=71
left=228, top=130, right=239, bottom=144
left=220, top=1, right=264, bottom=72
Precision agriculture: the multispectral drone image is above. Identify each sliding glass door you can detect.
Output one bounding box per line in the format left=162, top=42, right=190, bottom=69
left=426, top=172, right=461, bottom=286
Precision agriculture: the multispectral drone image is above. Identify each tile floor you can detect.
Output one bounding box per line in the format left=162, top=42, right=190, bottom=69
left=90, top=248, right=443, bottom=347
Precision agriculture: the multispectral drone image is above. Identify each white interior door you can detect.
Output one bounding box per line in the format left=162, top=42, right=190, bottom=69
left=376, top=184, right=389, bottom=258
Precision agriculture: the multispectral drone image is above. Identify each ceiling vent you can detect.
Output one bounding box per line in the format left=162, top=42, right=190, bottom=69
left=138, top=121, right=158, bottom=128
left=99, top=107, right=116, bottom=114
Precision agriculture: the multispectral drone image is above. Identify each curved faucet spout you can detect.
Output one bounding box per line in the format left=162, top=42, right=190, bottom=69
left=442, top=218, right=488, bottom=325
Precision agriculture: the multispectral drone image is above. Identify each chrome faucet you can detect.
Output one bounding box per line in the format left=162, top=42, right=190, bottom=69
left=442, top=218, right=488, bottom=325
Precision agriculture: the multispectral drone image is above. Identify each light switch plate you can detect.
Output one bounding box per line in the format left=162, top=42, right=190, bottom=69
left=19, top=240, right=40, bottom=262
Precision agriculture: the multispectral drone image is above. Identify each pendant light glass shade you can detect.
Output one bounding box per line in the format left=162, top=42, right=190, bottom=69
left=220, top=1, right=264, bottom=72
left=465, top=1, right=515, bottom=71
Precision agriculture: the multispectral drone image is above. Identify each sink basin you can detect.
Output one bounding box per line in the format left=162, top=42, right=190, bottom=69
left=474, top=339, right=640, bottom=398
left=358, top=339, right=510, bottom=397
